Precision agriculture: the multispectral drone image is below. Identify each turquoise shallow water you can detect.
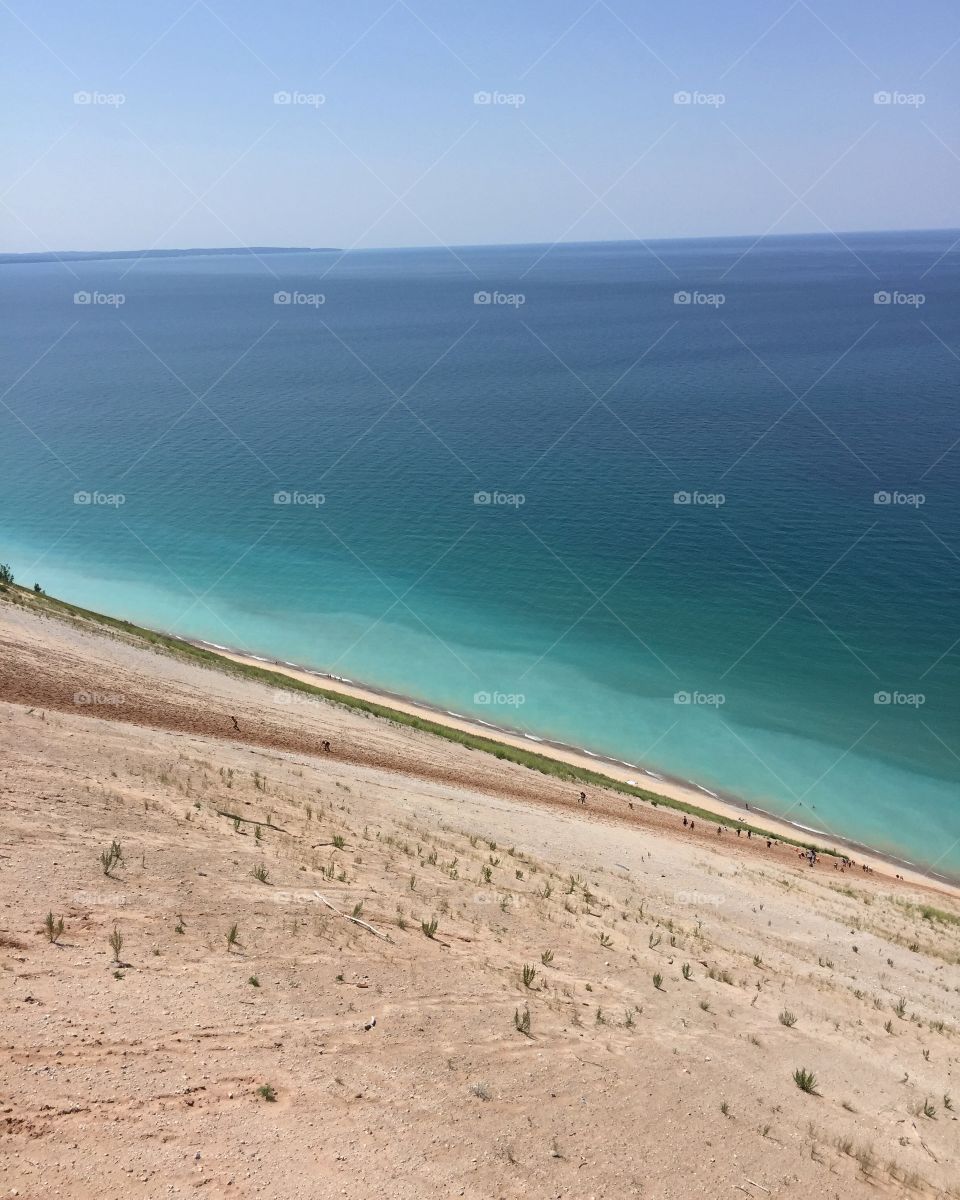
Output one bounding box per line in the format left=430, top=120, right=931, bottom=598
left=2, top=233, right=959, bottom=875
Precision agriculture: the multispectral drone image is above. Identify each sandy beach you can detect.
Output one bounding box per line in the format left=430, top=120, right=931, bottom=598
left=199, top=641, right=959, bottom=897
left=1, top=584, right=959, bottom=1197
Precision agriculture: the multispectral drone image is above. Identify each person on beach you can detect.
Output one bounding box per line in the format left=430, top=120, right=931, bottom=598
left=683, top=816, right=688, bottom=827
left=578, top=791, right=587, bottom=805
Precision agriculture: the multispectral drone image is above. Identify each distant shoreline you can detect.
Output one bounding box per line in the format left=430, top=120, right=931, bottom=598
left=3, top=227, right=959, bottom=266
left=0, top=247, right=340, bottom=266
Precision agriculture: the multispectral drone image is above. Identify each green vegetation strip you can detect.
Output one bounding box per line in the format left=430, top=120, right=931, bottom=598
left=3, top=581, right=839, bottom=856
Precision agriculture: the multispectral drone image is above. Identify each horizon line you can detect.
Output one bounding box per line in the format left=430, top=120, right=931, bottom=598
left=4, top=224, right=960, bottom=262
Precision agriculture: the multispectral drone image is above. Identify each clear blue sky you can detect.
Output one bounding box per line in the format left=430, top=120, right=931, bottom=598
left=3, top=0, right=959, bottom=251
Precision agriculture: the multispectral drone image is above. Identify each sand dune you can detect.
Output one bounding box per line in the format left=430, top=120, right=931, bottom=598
left=1, top=593, right=958, bottom=1197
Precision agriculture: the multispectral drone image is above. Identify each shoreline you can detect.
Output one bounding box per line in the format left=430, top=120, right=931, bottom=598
left=185, top=636, right=960, bottom=897
left=5, top=579, right=956, bottom=897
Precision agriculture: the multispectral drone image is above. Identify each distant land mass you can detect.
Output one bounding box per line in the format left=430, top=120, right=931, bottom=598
left=0, top=246, right=339, bottom=265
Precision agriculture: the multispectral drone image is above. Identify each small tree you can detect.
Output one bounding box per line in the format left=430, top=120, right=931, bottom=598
left=0, top=563, right=13, bottom=587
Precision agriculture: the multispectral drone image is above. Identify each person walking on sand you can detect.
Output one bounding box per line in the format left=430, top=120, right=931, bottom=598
left=578, top=791, right=587, bottom=805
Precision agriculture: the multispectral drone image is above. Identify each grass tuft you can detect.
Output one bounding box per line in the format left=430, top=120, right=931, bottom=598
left=44, top=912, right=65, bottom=944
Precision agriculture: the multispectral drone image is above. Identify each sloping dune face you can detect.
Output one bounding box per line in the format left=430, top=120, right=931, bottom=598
left=0, top=597, right=958, bottom=1198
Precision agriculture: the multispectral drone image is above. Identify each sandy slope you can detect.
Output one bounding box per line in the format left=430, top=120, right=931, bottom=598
left=1, top=597, right=959, bottom=1198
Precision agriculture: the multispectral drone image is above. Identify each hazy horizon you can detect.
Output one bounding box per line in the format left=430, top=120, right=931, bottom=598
left=3, top=1, right=959, bottom=255
left=5, top=225, right=960, bottom=261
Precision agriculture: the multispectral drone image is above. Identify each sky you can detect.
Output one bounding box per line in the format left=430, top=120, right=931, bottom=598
left=2, top=0, right=959, bottom=252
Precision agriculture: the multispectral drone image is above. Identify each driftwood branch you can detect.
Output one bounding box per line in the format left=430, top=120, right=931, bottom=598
left=313, top=893, right=393, bottom=942
left=216, top=810, right=288, bottom=833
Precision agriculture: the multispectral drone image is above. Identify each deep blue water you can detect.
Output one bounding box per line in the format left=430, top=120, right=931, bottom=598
left=2, top=232, right=959, bottom=874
